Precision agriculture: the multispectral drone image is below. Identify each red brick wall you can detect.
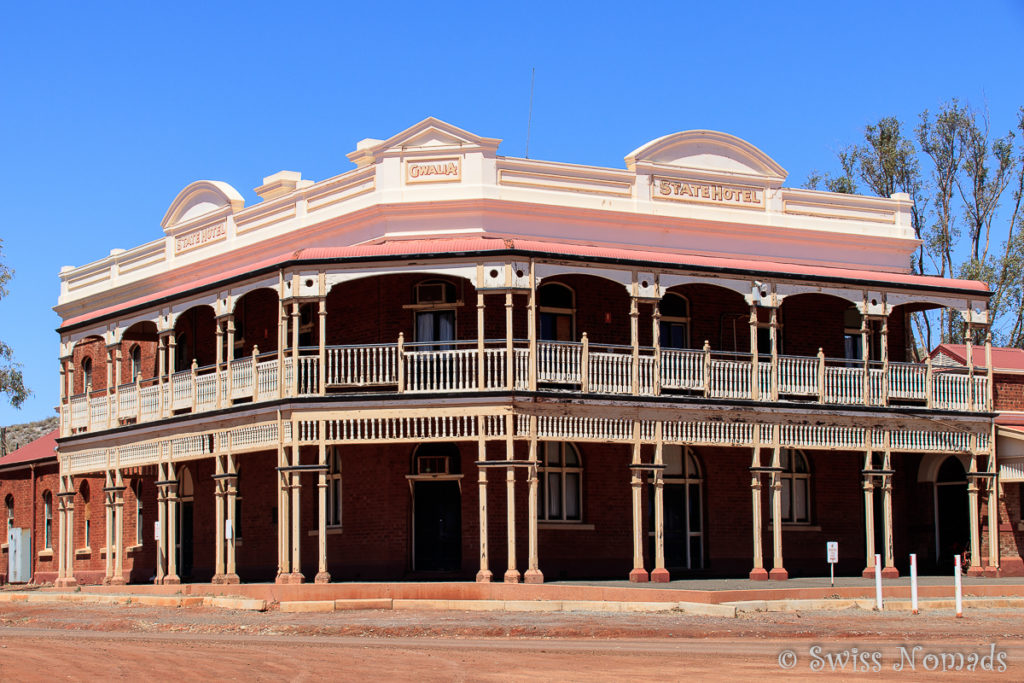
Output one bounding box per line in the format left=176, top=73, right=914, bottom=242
left=119, top=322, right=158, bottom=384
left=994, top=375, right=1024, bottom=411
left=70, top=337, right=107, bottom=395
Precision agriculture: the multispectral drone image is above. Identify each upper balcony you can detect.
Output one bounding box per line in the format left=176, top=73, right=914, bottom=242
left=58, top=264, right=995, bottom=439
left=62, top=334, right=990, bottom=437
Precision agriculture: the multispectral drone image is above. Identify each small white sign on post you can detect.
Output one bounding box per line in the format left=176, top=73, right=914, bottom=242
left=154, top=521, right=161, bottom=542
left=225, top=519, right=233, bottom=541
left=826, top=541, right=839, bottom=587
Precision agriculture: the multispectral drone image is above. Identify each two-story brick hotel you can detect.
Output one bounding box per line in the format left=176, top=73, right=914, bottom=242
left=14, top=118, right=1024, bottom=587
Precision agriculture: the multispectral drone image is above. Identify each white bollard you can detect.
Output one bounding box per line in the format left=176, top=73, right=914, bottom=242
left=954, top=554, right=963, bottom=618
left=875, top=553, right=883, bottom=611
left=910, top=553, right=919, bottom=615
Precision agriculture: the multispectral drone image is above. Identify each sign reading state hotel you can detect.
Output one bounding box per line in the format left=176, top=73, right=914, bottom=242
left=655, top=177, right=764, bottom=209
left=175, top=223, right=226, bottom=254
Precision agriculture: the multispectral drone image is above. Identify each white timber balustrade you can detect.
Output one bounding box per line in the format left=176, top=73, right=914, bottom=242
left=61, top=338, right=992, bottom=434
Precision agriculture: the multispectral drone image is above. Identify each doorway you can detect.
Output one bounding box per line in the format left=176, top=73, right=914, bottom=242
left=652, top=445, right=704, bottom=570
left=177, top=467, right=195, bottom=580
left=410, top=444, right=462, bottom=573
left=934, top=456, right=969, bottom=573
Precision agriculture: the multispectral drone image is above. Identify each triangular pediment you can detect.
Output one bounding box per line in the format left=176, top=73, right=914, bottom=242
left=347, top=117, right=502, bottom=167
left=626, top=130, right=787, bottom=183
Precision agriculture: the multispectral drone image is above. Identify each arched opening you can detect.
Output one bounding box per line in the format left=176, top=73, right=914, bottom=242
left=70, top=336, right=105, bottom=396
left=934, top=455, right=969, bottom=572
left=409, top=443, right=462, bottom=572
left=173, top=306, right=217, bottom=371
left=665, top=283, right=748, bottom=351
left=654, top=446, right=704, bottom=570
left=232, top=288, right=279, bottom=356
left=778, top=293, right=856, bottom=359
left=177, top=466, right=195, bottom=580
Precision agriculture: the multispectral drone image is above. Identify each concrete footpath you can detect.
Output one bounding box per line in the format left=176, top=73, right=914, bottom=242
left=3, top=576, right=1023, bottom=616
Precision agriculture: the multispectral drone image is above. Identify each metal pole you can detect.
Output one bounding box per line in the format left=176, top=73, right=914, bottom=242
left=910, top=553, right=919, bottom=615
left=874, top=553, right=883, bottom=611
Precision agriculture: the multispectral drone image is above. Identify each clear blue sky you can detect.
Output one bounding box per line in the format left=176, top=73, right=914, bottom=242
left=1, top=1, right=1022, bottom=425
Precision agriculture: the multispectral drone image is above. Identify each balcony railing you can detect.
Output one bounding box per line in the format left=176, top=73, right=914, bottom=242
left=61, top=337, right=991, bottom=435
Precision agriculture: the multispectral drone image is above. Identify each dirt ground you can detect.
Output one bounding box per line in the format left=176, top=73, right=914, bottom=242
left=1, top=602, right=1022, bottom=680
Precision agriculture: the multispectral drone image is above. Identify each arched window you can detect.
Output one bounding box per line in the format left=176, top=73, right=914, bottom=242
left=659, top=293, right=691, bottom=349
left=777, top=449, right=811, bottom=523
left=538, top=442, right=582, bottom=521
left=5, top=494, right=13, bottom=537
left=538, top=283, right=575, bottom=341
left=133, top=481, right=143, bottom=545
left=414, top=280, right=457, bottom=348
left=129, top=344, right=142, bottom=382
left=43, top=492, right=52, bottom=549
left=80, top=481, right=91, bottom=548
left=80, top=357, right=93, bottom=394
left=327, top=448, right=342, bottom=527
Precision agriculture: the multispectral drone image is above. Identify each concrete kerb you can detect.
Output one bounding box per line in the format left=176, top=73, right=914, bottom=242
left=723, top=597, right=1024, bottom=613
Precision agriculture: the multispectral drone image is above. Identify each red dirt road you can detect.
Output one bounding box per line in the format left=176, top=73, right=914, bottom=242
left=1, top=603, right=1022, bottom=680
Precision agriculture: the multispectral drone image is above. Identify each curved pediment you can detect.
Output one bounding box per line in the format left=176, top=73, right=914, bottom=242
left=161, top=180, right=245, bottom=231
left=625, top=130, right=787, bottom=182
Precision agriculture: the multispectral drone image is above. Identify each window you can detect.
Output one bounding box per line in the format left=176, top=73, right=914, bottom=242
left=174, top=332, right=190, bottom=371
left=133, top=481, right=143, bottom=545
left=298, top=302, right=317, bottom=348
left=538, top=283, right=575, bottom=341
left=414, top=280, right=457, bottom=349
left=80, top=357, right=93, bottom=394
left=843, top=307, right=863, bottom=360
left=129, top=344, right=142, bottom=382
left=659, top=293, right=690, bottom=349
left=327, top=448, right=342, bottom=527
left=43, top=492, right=52, bottom=549
left=775, top=449, right=811, bottom=524
left=538, top=442, right=582, bottom=521
left=5, top=494, right=13, bottom=537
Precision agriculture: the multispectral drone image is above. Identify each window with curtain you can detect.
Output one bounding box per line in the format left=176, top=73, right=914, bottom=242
left=773, top=449, right=811, bottom=523
left=538, top=442, right=582, bottom=521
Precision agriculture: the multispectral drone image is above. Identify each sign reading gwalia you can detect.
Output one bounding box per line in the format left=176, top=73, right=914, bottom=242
left=654, top=177, right=764, bottom=209
left=407, top=158, right=461, bottom=183
left=175, top=223, right=226, bottom=254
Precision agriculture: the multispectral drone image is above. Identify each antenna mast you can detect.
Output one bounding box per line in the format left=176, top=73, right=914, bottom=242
left=525, top=68, right=535, bottom=158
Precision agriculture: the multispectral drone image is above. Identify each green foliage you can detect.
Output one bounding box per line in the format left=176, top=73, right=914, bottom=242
left=807, top=101, right=1024, bottom=350
left=0, top=240, right=29, bottom=409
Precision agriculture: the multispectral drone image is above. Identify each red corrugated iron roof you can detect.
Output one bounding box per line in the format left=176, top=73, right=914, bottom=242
left=61, top=236, right=990, bottom=329
left=0, top=428, right=58, bottom=468
left=931, top=344, right=1024, bottom=371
